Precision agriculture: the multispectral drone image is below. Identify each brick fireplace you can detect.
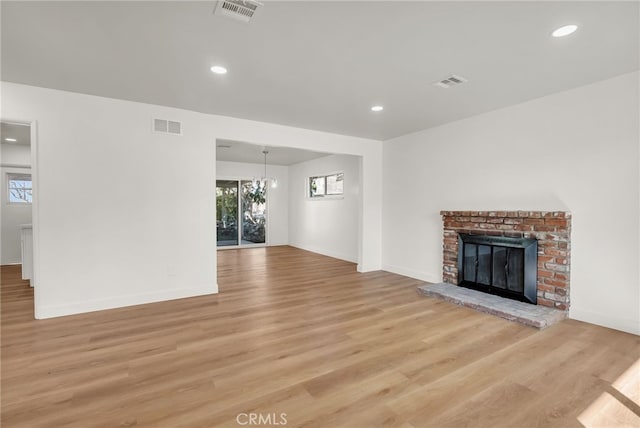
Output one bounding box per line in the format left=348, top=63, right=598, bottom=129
left=441, top=211, right=571, bottom=311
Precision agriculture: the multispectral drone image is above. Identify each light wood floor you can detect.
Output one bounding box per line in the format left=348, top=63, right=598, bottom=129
left=1, top=246, right=638, bottom=427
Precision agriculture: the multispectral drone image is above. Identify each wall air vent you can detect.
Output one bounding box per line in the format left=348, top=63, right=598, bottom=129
left=214, top=0, right=262, bottom=23
left=434, top=74, right=468, bottom=89
left=153, top=119, right=182, bottom=136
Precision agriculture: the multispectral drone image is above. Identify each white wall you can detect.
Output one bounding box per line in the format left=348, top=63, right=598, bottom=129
left=289, top=154, right=361, bottom=263
left=216, top=160, right=289, bottom=246
left=2, top=85, right=219, bottom=318
left=383, top=72, right=640, bottom=335
left=1, top=143, right=31, bottom=164
left=1, top=82, right=382, bottom=319
left=1, top=143, right=32, bottom=264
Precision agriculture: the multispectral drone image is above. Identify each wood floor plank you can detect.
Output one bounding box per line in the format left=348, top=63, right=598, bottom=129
left=2, top=246, right=638, bottom=427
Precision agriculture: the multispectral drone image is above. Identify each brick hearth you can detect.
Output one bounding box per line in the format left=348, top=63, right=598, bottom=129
left=441, top=211, right=572, bottom=311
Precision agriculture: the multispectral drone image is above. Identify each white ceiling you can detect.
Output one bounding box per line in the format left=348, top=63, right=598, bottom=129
left=2, top=1, right=638, bottom=140
left=216, top=139, right=329, bottom=165
left=1, top=123, right=31, bottom=146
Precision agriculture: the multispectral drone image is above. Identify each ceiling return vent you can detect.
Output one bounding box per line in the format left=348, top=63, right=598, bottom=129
left=153, top=119, right=182, bottom=136
left=434, top=74, right=468, bottom=89
left=214, top=0, right=262, bottom=23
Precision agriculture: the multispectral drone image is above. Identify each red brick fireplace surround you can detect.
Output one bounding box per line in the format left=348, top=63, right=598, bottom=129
left=441, top=211, right=571, bottom=311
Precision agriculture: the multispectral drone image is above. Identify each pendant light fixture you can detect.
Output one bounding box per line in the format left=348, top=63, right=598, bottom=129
left=263, top=150, right=278, bottom=189
left=252, top=149, right=277, bottom=190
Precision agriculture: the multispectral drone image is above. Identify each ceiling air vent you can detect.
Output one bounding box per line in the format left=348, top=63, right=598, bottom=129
left=214, top=0, right=262, bottom=23
left=153, top=119, right=182, bottom=136
left=434, top=74, right=468, bottom=89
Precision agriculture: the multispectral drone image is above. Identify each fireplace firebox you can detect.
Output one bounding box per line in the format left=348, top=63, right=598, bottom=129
left=457, top=234, right=537, bottom=304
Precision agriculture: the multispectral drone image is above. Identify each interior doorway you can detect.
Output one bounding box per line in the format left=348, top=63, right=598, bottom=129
left=0, top=121, right=34, bottom=284
left=216, top=179, right=267, bottom=247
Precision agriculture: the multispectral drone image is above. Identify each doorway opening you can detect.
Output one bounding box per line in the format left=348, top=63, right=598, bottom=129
left=0, top=121, right=34, bottom=285
left=216, top=179, right=267, bottom=247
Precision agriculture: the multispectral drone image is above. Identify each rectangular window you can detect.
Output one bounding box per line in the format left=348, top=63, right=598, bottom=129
left=7, top=173, right=32, bottom=204
left=309, top=173, right=343, bottom=198
left=326, top=173, right=344, bottom=195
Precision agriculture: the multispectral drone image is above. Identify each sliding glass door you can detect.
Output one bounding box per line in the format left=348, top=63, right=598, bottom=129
left=240, top=180, right=266, bottom=245
left=216, top=180, right=239, bottom=246
left=216, top=180, right=266, bottom=247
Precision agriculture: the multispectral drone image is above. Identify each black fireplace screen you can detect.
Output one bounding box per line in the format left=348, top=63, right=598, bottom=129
left=457, top=234, right=537, bottom=304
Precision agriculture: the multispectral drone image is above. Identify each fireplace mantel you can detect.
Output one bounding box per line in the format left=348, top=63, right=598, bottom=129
left=440, top=211, right=572, bottom=311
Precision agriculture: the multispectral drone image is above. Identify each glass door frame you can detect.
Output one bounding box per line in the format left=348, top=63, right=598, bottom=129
left=216, top=177, right=268, bottom=249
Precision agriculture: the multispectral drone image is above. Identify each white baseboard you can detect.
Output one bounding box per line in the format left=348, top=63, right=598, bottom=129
left=35, top=284, right=218, bottom=319
left=268, top=241, right=289, bottom=247
left=382, top=263, right=441, bottom=284
left=569, top=307, right=640, bottom=336
left=357, top=263, right=380, bottom=273
left=288, top=243, right=357, bottom=264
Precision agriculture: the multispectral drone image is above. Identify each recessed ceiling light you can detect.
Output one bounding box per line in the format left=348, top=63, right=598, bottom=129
left=371, top=105, right=384, bottom=112
left=210, top=65, right=228, bottom=75
left=552, top=25, right=578, bottom=38
left=4, top=138, right=17, bottom=142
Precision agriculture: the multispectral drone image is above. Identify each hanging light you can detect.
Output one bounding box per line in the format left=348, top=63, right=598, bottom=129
left=261, top=150, right=277, bottom=189
left=251, top=149, right=277, bottom=191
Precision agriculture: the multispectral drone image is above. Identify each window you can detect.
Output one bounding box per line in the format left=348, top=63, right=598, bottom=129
left=7, top=173, right=32, bottom=204
left=309, top=173, right=343, bottom=198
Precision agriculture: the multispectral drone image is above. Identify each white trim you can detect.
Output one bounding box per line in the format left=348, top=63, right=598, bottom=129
left=0, top=164, right=31, bottom=169
left=381, top=263, right=441, bottom=284
left=569, top=307, right=640, bottom=336
left=307, top=195, right=344, bottom=201
left=35, top=284, right=218, bottom=319
left=289, top=243, right=357, bottom=264
left=217, top=243, right=266, bottom=251
left=30, top=121, right=39, bottom=299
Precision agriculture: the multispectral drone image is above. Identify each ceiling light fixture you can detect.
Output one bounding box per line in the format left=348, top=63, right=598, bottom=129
left=210, top=65, right=228, bottom=74
left=252, top=150, right=277, bottom=190
left=552, top=24, right=578, bottom=38
left=4, top=138, right=17, bottom=142
left=371, top=105, right=384, bottom=112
